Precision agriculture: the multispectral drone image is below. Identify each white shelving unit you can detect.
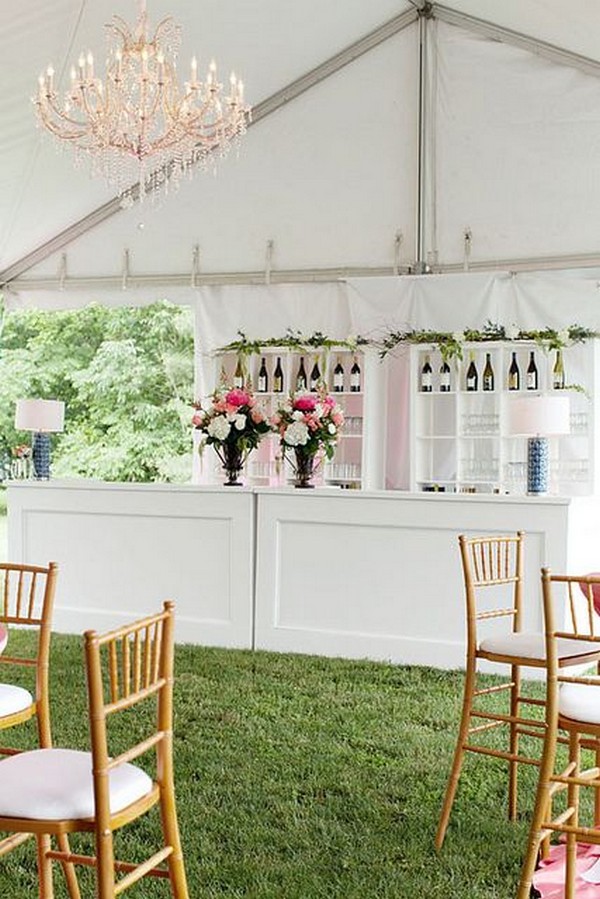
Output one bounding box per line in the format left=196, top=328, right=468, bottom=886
left=207, top=345, right=386, bottom=490
left=409, top=340, right=599, bottom=496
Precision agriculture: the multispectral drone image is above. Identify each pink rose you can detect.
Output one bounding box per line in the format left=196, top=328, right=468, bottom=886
left=225, top=388, right=250, bottom=407
left=270, top=413, right=281, bottom=426
left=332, top=412, right=344, bottom=427
left=294, top=394, right=317, bottom=412
left=192, top=412, right=205, bottom=427
left=214, top=400, right=227, bottom=413
left=322, top=395, right=335, bottom=409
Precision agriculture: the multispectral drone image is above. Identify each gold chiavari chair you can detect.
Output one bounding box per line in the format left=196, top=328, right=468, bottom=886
left=0, top=601, right=188, bottom=899
left=0, top=562, right=78, bottom=894
left=518, top=570, right=600, bottom=899
left=436, top=534, right=600, bottom=850
left=0, top=562, right=57, bottom=753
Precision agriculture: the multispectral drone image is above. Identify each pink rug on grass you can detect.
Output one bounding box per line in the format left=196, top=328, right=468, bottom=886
left=533, top=843, right=600, bottom=897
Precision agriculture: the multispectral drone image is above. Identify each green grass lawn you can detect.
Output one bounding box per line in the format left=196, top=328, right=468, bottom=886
left=0, top=632, right=554, bottom=899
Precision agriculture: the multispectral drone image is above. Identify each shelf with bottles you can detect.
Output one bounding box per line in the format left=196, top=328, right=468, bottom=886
left=209, top=344, right=383, bottom=489
left=409, top=340, right=599, bottom=496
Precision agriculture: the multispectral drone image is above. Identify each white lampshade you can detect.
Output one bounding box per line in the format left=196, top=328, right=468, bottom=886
left=15, top=399, right=65, bottom=433
left=506, top=395, right=570, bottom=437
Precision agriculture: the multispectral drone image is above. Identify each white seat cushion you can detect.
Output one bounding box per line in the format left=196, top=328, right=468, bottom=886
left=479, top=632, right=600, bottom=662
left=0, top=683, right=33, bottom=717
left=559, top=678, right=600, bottom=725
left=0, top=749, right=153, bottom=821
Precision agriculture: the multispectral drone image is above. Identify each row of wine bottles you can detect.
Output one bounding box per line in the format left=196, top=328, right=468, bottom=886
left=233, top=356, right=362, bottom=393
left=420, top=349, right=566, bottom=392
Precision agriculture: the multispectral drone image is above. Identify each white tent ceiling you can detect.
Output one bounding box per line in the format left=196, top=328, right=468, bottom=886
left=3, top=1, right=600, bottom=299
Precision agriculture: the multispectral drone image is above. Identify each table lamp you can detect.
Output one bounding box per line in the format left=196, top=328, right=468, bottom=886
left=14, top=399, right=65, bottom=480
left=506, top=395, right=570, bottom=495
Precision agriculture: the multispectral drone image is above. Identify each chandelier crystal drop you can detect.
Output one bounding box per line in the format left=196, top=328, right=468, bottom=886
left=33, top=0, right=251, bottom=201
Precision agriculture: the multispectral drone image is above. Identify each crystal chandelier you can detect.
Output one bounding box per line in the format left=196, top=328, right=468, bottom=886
left=34, top=0, right=251, bottom=201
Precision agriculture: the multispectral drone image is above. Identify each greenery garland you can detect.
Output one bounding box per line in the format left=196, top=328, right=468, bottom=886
left=378, top=321, right=598, bottom=362
left=217, top=329, right=369, bottom=357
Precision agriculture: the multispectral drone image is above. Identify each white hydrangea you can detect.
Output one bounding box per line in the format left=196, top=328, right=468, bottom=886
left=292, top=410, right=304, bottom=421
left=284, top=421, right=309, bottom=446
left=208, top=415, right=231, bottom=441
left=505, top=323, right=520, bottom=340
left=234, top=413, right=246, bottom=430
left=558, top=328, right=570, bottom=346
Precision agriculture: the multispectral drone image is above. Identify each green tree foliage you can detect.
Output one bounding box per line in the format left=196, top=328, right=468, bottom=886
left=0, top=300, right=195, bottom=482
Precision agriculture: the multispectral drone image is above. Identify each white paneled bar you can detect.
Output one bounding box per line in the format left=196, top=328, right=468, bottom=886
left=8, top=481, right=600, bottom=669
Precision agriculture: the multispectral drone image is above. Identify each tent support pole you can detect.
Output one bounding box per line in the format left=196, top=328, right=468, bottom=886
left=414, top=4, right=433, bottom=274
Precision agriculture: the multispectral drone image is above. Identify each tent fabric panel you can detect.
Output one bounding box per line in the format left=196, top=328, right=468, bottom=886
left=23, top=30, right=418, bottom=281
left=432, top=21, right=600, bottom=266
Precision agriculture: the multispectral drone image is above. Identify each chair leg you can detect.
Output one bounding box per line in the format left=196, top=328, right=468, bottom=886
left=159, top=781, right=189, bottom=899
left=508, top=663, right=521, bottom=821
left=56, top=834, right=81, bottom=899
left=435, top=661, right=476, bottom=850
left=516, top=716, right=558, bottom=899
left=565, top=732, right=581, bottom=899
left=96, top=828, right=116, bottom=899
left=37, top=834, right=54, bottom=899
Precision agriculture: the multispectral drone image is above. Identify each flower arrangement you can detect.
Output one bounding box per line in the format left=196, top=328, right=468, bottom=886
left=271, top=390, right=344, bottom=487
left=192, top=387, right=270, bottom=484
left=12, top=444, right=31, bottom=459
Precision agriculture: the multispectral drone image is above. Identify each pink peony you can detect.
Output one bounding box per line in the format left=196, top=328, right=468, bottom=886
left=225, top=388, right=251, bottom=407
left=294, top=394, right=317, bottom=412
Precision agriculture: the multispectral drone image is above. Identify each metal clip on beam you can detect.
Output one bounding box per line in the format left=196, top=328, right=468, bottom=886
left=265, top=240, right=274, bottom=286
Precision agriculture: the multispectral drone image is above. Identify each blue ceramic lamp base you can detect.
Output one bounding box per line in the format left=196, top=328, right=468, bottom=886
left=32, top=432, right=51, bottom=480
left=527, top=436, right=549, bottom=495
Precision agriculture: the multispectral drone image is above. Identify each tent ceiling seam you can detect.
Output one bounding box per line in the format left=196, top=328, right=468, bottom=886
left=433, top=3, right=600, bottom=76
left=0, top=6, right=418, bottom=290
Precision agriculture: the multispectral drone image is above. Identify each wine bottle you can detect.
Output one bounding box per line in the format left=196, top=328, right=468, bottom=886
left=439, top=359, right=451, bottom=392
left=309, top=360, right=321, bottom=391
left=273, top=357, right=284, bottom=393
left=257, top=357, right=268, bottom=392
left=420, top=354, right=433, bottom=392
left=296, top=357, right=307, bottom=391
left=482, top=353, right=494, bottom=391
left=333, top=358, right=344, bottom=392
left=553, top=349, right=565, bottom=389
left=350, top=357, right=361, bottom=392
left=526, top=351, right=538, bottom=391
left=466, top=352, right=478, bottom=392
left=508, top=352, right=520, bottom=391
left=233, top=357, right=244, bottom=389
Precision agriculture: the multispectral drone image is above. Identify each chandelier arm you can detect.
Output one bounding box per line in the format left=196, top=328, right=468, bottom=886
left=36, top=97, right=103, bottom=144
